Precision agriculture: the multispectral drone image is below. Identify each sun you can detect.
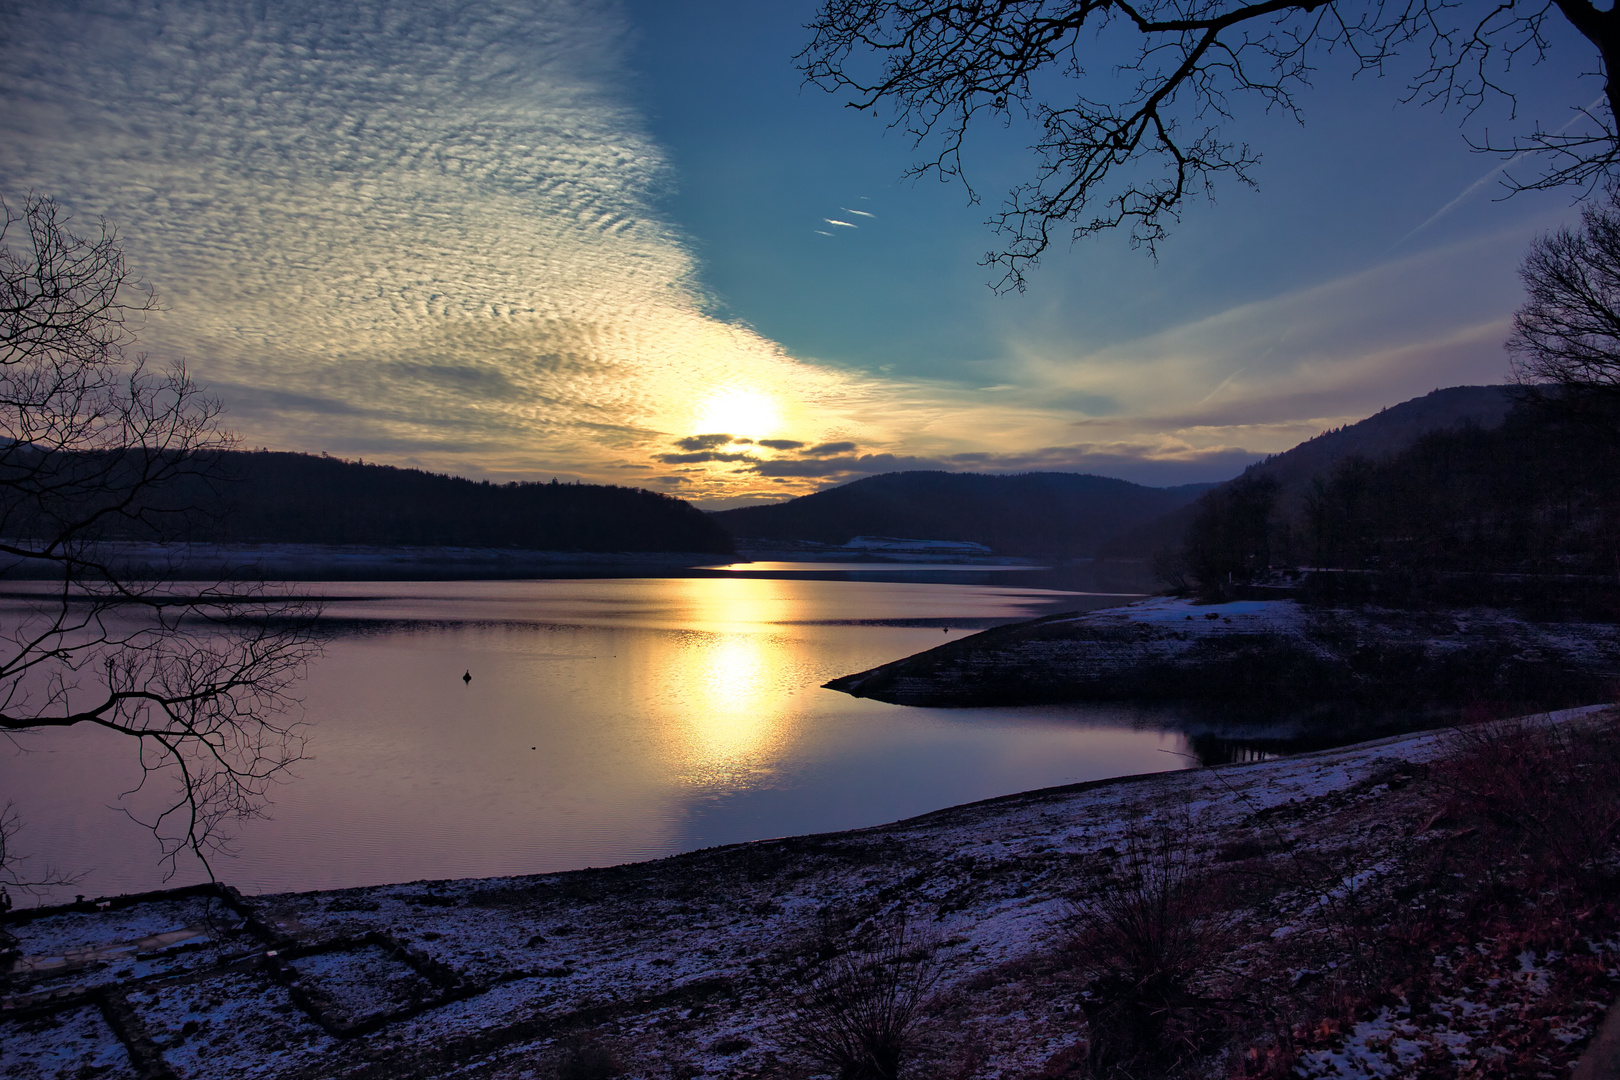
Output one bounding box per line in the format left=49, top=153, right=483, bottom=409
left=693, top=387, right=782, bottom=439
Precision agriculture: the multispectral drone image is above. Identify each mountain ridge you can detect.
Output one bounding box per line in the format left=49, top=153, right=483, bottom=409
left=27, top=450, right=736, bottom=555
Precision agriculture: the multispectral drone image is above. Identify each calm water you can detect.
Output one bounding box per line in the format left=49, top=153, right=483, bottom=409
left=1, top=572, right=1197, bottom=903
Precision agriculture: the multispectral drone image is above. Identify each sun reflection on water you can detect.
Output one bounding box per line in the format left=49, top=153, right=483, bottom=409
left=644, top=578, right=811, bottom=790
left=2, top=577, right=1199, bottom=902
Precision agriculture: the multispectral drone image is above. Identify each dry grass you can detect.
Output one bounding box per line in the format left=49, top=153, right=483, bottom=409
left=1432, top=709, right=1620, bottom=880
left=1230, top=708, right=1620, bottom=1078
left=552, top=1037, right=621, bottom=1080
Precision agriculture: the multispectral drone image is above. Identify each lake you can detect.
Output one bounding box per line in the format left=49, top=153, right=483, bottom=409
left=0, top=569, right=1199, bottom=904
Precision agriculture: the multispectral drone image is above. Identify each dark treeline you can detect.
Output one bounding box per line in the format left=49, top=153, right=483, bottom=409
left=1, top=449, right=733, bottom=554
left=1172, top=404, right=1620, bottom=596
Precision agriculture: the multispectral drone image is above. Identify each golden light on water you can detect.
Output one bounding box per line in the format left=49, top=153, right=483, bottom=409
left=675, top=632, right=796, bottom=785
left=642, top=578, right=809, bottom=788
left=699, top=635, right=776, bottom=717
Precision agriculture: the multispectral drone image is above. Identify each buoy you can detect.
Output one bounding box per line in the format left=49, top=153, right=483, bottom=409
left=462, top=670, right=472, bottom=684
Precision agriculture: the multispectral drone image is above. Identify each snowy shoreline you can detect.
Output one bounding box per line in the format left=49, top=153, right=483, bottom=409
left=6, top=704, right=1618, bottom=1079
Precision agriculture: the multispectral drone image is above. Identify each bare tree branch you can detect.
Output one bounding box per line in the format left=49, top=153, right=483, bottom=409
left=0, top=800, right=83, bottom=913
left=1510, top=192, right=1620, bottom=385
left=0, top=194, right=319, bottom=892
left=1508, top=191, right=1620, bottom=436
left=801, top=0, right=1620, bottom=290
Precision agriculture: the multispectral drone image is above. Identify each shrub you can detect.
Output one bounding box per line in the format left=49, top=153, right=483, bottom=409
left=1433, top=709, right=1620, bottom=879
left=1068, top=825, right=1235, bottom=1078
left=786, top=916, right=939, bottom=1080
left=553, top=1038, right=619, bottom=1080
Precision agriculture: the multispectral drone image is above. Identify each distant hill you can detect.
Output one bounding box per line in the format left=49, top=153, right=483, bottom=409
left=57, top=451, right=734, bottom=555
left=1099, top=385, right=1515, bottom=559
left=709, top=471, right=1214, bottom=557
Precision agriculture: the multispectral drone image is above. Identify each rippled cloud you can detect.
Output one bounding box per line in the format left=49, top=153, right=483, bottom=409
left=0, top=0, right=1531, bottom=506
left=0, top=0, right=896, bottom=498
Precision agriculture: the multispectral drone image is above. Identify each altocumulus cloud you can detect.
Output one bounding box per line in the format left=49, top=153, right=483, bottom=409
left=0, top=0, right=884, bottom=487
left=0, top=0, right=1300, bottom=501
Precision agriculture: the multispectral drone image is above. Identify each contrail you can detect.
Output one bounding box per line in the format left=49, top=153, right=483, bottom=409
left=1389, top=95, right=1606, bottom=253
left=1197, top=367, right=1246, bottom=406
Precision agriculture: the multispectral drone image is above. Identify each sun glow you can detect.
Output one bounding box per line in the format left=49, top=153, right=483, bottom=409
left=694, top=387, right=782, bottom=439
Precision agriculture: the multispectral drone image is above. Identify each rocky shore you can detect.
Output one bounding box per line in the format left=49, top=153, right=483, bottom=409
left=5, top=705, right=1620, bottom=1079
left=825, top=596, right=1620, bottom=713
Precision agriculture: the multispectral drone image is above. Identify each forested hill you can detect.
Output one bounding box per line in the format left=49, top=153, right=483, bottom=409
left=1242, top=385, right=1513, bottom=499
left=709, top=471, right=1213, bottom=557
left=1097, top=385, right=1516, bottom=559
left=162, top=452, right=733, bottom=554
left=1166, top=389, right=1620, bottom=595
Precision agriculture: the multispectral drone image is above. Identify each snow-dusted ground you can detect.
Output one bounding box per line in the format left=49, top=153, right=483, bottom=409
left=4, top=706, right=1617, bottom=1079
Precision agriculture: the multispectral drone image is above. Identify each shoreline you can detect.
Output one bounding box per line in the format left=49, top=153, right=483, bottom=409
left=0, top=542, right=735, bottom=581
left=7, top=704, right=1618, bottom=1079
left=0, top=541, right=1164, bottom=589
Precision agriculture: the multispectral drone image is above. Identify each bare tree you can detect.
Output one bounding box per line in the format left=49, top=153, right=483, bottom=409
left=1509, top=191, right=1620, bottom=432
left=801, top=0, right=1620, bottom=290
left=0, top=194, right=318, bottom=895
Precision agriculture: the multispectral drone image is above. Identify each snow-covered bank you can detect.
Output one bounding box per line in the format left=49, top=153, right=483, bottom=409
left=5, top=705, right=1619, bottom=1079
left=827, top=596, right=1620, bottom=712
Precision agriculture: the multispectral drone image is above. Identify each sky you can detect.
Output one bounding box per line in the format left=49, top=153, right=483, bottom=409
left=0, top=0, right=1604, bottom=506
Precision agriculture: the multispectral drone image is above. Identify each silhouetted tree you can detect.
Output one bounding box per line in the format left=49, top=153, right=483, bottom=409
left=1185, top=408, right=1620, bottom=594
left=1303, top=455, right=1377, bottom=567
left=1182, top=473, right=1278, bottom=590
left=1509, top=192, right=1620, bottom=437
left=0, top=195, right=317, bottom=892
left=802, top=0, right=1620, bottom=290
left=192, top=452, right=733, bottom=554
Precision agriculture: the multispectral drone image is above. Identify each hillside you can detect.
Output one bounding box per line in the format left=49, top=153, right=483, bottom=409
left=709, top=471, right=1212, bottom=557
left=1099, top=385, right=1516, bottom=559
left=1168, top=393, right=1620, bottom=594
left=20, top=451, right=734, bottom=555
left=1245, top=384, right=1512, bottom=497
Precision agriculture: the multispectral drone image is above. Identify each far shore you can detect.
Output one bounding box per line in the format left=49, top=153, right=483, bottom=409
left=0, top=541, right=736, bottom=581
left=0, top=540, right=1165, bottom=590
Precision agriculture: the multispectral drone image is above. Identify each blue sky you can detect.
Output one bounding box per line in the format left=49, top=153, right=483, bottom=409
left=0, top=0, right=1601, bottom=505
